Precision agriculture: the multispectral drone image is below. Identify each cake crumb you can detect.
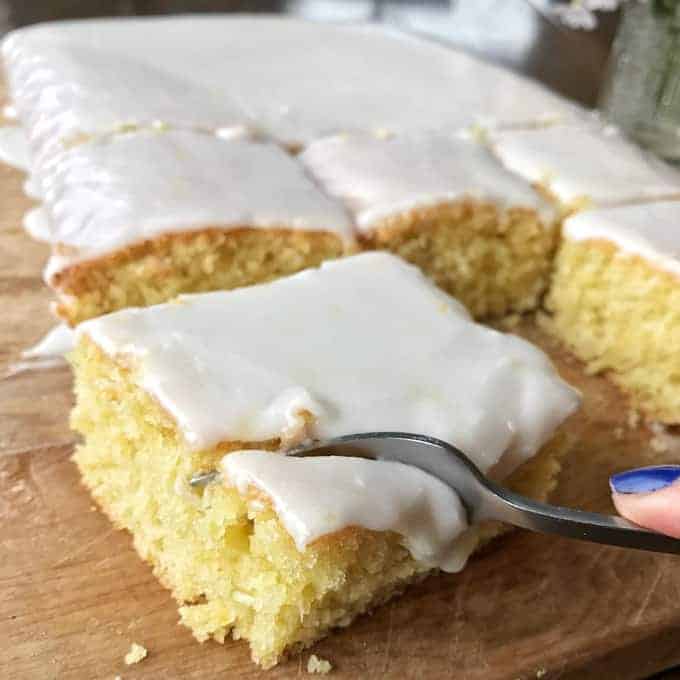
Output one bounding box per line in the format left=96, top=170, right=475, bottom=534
left=649, top=422, right=673, bottom=453
left=114, top=676, right=122, bottom=680
left=650, top=435, right=670, bottom=453
left=627, top=410, right=641, bottom=429
left=124, top=643, right=148, bottom=665
left=307, top=654, right=332, bottom=674
left=613, top=426, right=624, bottom=440
left=373, top=127, right=394, bottom=140
left=536, top=669, right=547, bottom=679
left=464, top=123, right=488, bottom=143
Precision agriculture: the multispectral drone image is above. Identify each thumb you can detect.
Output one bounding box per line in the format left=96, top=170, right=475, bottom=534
left=610, top=466, right=680, bottom=539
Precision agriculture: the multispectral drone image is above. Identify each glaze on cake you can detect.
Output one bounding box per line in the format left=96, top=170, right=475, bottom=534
left=221, top=451, right=470, bottom=572
left=78, top=252, right=578, bottom=462
left=490, top=124, right=680, bottom=209
left=3, top=15, right=584, bottom=160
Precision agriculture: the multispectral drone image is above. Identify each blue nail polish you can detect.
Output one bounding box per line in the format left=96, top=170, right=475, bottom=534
left=610, top=466, right=680, bottom=494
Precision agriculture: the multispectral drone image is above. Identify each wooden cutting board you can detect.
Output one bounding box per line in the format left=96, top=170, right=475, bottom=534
left=3, top=116, right=680, bottom=680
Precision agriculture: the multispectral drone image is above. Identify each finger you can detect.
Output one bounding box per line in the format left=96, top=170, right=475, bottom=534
left=610, top=466, right=680, bottom=539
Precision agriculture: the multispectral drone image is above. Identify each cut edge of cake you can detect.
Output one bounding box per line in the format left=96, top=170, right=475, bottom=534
left=545, top=204, right=680, bottom=423
left=357, top=198, right=558, bottom=318
left=48, top=226, right=352, bottom=326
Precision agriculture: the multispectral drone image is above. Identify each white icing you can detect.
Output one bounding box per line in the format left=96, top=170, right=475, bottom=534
left=221, top=450, right=470, bottom=572
left=23, top=206, right=51, bottom=241
left=23, top=176, right=41, bottom=200
left=300, top=132, right=555, bottom=229
left=0, top=126, right=30, bottom=170
left=3, top=104, right=17, bottom=119
left=2, top=16, right=583, bottom=158
left=3, top=41, right=245, bottom=168
left=5, top=323, right=75, bottom=376
left=22, top=323, right=75, bottom=358
left=39, top=129, right=352, bottom=282
left=79, top=252, right=579, bottom=473
left=563, top=201, right=680, bottom=277
left=490, top=124, right=680, bottom=207
left=5, top=356, right=66, bottom=377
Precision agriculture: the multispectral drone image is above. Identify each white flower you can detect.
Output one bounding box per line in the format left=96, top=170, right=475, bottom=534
left=553, top=0, right=623, bottom=30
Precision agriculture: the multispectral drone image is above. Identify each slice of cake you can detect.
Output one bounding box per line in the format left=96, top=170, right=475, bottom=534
left=546, top=201, right=680, bottom=423
left=70, top=252, right=579, bottom=667
left=490, top=123, right=680, bottom=211
left=300, top=132, right=558, bottom=318
left=38, top=129, right=353, bottom=325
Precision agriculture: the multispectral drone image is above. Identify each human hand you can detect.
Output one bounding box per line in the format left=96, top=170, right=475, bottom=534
left=610, top=466, right=680, bottom=538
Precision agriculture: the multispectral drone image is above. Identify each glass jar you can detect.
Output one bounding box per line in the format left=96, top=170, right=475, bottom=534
left=599, top=0, right=680, bottom=161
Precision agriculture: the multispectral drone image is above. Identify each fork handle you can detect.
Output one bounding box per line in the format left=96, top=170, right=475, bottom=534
left=476, top=484, right=680, bottom=555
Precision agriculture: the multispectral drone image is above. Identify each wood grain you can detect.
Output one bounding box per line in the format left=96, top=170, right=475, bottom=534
left=3, top=109, right=680, bottom=680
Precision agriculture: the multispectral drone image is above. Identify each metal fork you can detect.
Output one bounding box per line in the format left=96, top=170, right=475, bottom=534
left=190, top=431, right=680, bottom=555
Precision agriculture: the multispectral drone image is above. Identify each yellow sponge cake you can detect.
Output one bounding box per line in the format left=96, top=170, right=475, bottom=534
left=70, top=253, right=579, bottom=667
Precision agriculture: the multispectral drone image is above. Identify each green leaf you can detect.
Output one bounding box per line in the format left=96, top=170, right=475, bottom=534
left=654, top=0, right=680, bottom=17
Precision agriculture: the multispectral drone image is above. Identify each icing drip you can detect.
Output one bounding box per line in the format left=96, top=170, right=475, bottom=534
left=222, top=450, right=471, bottom=572
left=23, top=206, right=51, bottom=241
left=23, top=176, right=42, bottom=200
left=22, top=323, right=75, bottom=359
left=6, top=324, right=75, bottom=376
left=0, top=126, right=30, bottom=170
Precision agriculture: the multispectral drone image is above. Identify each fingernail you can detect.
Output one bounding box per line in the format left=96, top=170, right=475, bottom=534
left=610, top=466, right=680, bottom=494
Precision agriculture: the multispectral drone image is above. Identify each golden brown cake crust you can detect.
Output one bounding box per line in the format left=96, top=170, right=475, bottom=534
left=51, top=225, right=351, bottom=325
